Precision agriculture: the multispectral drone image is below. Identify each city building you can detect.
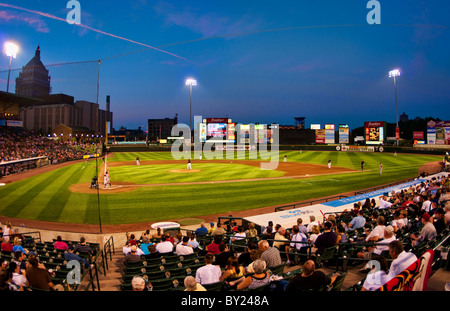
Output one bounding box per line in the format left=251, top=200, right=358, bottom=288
left=15, top=46, right=51, bottom=97
left=147, top=115, right=178, bottom=142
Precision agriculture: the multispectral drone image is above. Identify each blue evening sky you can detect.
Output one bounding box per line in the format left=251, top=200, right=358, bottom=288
left=0, top=0, right=449, bottom=130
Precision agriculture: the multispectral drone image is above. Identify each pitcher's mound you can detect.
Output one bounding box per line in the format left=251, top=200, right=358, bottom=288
left=169, top=169, right=202, bottom=173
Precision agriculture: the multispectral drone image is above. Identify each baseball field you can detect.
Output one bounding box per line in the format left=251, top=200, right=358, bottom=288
left=0, top=150, right=442, bottom=226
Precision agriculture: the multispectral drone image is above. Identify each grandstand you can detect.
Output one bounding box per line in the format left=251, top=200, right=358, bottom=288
left=1, top=172, right=448, bottom=292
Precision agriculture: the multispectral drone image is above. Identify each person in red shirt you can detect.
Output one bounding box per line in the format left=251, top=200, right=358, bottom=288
left=206, top=235, right=223, bottom=254
left=1, top=241, right=13, bottom=252
left=54, top=236, right=68, bottom=251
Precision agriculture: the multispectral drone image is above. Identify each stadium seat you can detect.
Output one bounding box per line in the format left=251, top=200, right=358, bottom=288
left=203, top=281, right=224, bottom=291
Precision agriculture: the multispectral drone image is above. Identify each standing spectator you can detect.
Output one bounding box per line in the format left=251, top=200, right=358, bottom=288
left=195, top=253, right=222, bottom=285
left=258, top=240, right=282, bottom=268
left=285, top=260, right=340, bottom=291
left=3, top=222, right=12, bottom=243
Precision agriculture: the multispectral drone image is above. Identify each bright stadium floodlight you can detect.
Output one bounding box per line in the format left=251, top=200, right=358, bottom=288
left=389, top=69, right=401, bottom=146
left=3, top=41, right=19, bottom=93
left=185, top=78, right=197, bottom=142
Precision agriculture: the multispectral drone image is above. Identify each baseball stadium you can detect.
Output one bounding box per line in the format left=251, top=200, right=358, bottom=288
left=0, top=1, right=449, bottom=300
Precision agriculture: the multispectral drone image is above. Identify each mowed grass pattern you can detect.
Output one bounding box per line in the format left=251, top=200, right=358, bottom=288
left=0, top=151, right=441, bottom=225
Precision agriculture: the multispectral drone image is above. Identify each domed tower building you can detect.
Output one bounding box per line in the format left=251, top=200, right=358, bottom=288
left=15, top=45, right=51, bottom=97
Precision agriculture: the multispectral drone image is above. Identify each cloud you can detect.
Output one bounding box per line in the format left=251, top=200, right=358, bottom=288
left=284, top=59, right=326, bottom=73
left=153, top=2, right=260, bottom=38
left=0, top=10, right=49, bottom=33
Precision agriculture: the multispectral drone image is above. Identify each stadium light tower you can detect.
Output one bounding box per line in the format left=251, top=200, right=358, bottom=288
left=389, top=69, right=401, bottom=146
left=185, top=78, right=197, bottom=141
left=3, top=41, right=19, bottom=93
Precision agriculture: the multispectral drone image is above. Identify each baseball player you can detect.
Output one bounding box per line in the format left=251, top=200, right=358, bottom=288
left=187, top=159, right=192, bottom=170
left=328, top=159, right=331, bottom=169
left=104, top=170, right=111, bottom=187
left=379, top=162, right=383, bottom=175
left=136, top=156, right=140, bottom=165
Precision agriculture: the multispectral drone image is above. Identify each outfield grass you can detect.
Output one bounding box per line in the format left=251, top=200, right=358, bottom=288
left=0, top=151, right=441, bottom=225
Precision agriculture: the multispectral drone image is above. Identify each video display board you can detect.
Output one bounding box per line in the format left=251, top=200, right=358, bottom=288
left=364, top=121, right=385, bottom=145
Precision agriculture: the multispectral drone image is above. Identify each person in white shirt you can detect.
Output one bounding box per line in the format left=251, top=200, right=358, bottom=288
left=358, top=226, right=396, bottom=260
left=175, top=236, right=194, bottom=256
left=365, top=216, right=386, bottom=242
left=361, top=255, right=391, bottom=291
left=378, top=196, right=392, bottom=210
left=155, top=235, right=174, bottom=254
left=195, top=253, right=222, bottom=285
left=306, top=216, right=319, bottom=233
left=387, top=240, right=417, bottom=280
left=421, top=196, right=432, bottom=212
left=286, top=225, right=308, bottom=265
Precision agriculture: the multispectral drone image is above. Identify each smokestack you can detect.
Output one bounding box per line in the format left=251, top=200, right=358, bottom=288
left=106, top=95, right=110, bottom=112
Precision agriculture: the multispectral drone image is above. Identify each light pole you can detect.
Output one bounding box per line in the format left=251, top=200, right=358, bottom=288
left=185, top=78, right=197, bottom=142
left=3, top=42, right=19, bottom=93
left=389, top=69, right=401, bottom=146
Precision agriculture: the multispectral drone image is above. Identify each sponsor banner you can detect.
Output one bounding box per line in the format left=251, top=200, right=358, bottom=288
left=339, top=125, right=349, bottom=144
left=379, top=250, right=434, bottom=291
left=215, top=145, right=254, bottom=151
left=341, top=146, right=375, bottom=152
left=315, top=129, right=325, bottom=144
left=6, top=120, right=23, bottom=127
left=413, top=131, right=424, bottom=139
left=365, top=121, right=384, bottom=128
left=206, top=118, right=229, bottom=124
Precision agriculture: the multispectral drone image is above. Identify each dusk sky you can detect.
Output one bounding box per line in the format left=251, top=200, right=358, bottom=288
left=0, top=0, right=449, bottom=131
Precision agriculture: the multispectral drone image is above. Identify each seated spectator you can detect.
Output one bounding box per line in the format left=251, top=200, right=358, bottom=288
left=387, top=240, right=418, bottom=280
left=155, top=235, right=174, bottom=254
left=25, top=256, right=57, bottom=291
left=245, top=249, right=264, bottom=274
left=346, top=210, right=366, bottom=231
left=358, top=226, right=397, bottom=263
left=286, top=225, right=308, bottom=265
left=258, top=240, right=281, bottom=268
left=195, top=222, right=208, bottom=236
left=65, top=245, right=90, bottom=269
left=308, top=225, right=320, bottom=246
left=175, top=236, right=194, bottom=256
left=123, top=245, right=142, bottom=265
left=390, top=211, right=403, bottom=232
left=365, top=216, right=386, bottom=242
left=245, top=223, right=258, bottom=239
left=131, top=276, right=146, bottom=291
left=211, top=222, right=226, bottom=236
left=335, top=225, right=348, bottom=244
left=306, top=216, right=319, bottom=233
left=237, top=240, right=258, bottom=267
left=378, top=196, right=393, bottom=210
left=9, top=261, right=28, bottom=288
left=184, top=275, right=206, bottom=291
left=74, top=237, right=94, bottom=261
left=296, top=218, right=308, bottom=235
left=206, top=235, right=223, bottom=255
left=208, top=223, right=216, bottom=235
left=213, top=243, right=235, bottom=268
left=231, top=226, right=246, bottom=242
left=144, top=245, right=161, bottom=260
left=139, top=237, right=152, bottom=256
left=227, top=260, right=270, bottom=290
left=432, top=208, right=447, bottom=235
left=12, top=237, right=28, bottom=255
left=0, top=266, right=22, bottom=291
left=13, top=251, right=27, bottom=271
left=284, top=260, right=340, bottom=291
left=195, top=253, right=222, bottom=285
left=313, top=221, right=337, bottom=255
left=152, top=228, right=163, bottom=240
left=272, top=227, right=289, bottom=251
left=361, top=255, right=391, bottom=291
left=409, top=213, right=437, bottom=246
left=187, top=233, right=199, bottom=250
left=261, top=221, right=273, bottom=235
left=220, top=257, right=245, bottom=282
left=54, top=236, right=68, bottom=251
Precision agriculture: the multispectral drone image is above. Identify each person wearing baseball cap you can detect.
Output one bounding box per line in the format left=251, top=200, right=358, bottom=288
left=409, top=213, right=437, bottom=247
